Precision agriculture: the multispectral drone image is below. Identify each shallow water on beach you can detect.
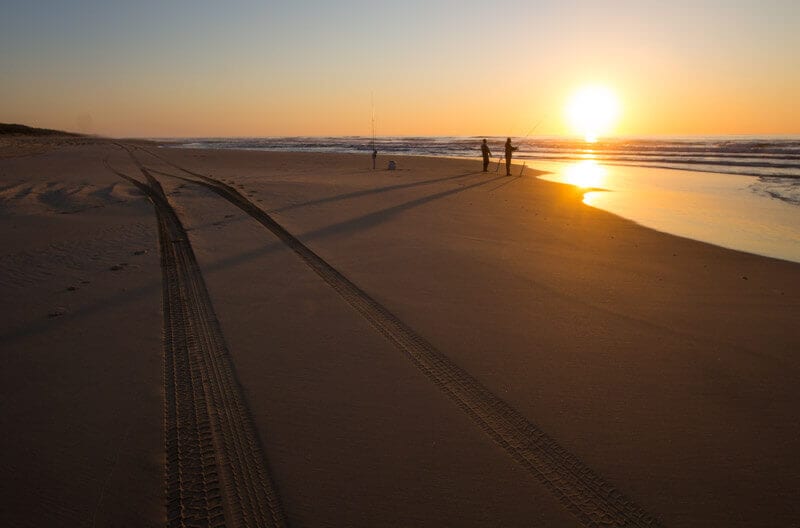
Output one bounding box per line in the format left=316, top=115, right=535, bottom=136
left=536, top=161, right=800, bottom=264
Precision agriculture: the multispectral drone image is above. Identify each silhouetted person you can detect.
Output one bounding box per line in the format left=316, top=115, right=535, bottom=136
left=372, top=148, right=378, bottom=169
left=480, top=139, right=492, bottom=172
left=504, top=137, right=518, bottom=176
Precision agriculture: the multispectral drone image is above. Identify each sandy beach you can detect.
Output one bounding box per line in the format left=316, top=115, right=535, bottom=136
left=2, top=135, right=799, bottom=527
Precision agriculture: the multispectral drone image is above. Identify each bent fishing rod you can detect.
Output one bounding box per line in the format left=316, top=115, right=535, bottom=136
left=517, top=117, right=545, bottom=176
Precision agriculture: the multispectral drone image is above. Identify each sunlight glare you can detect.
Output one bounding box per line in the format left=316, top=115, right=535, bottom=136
left=564, top=159, right=606, bottom=188
left=566, top=85, right=621, bottom=142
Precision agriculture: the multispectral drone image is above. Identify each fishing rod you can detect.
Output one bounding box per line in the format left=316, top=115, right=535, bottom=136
left=517, top=117, right=545, bottom=176
left=522, top=117, right=544, bottom=140
left=371, top=92, right=377, bottom=169
left=494, top=148, right=504, bottom=173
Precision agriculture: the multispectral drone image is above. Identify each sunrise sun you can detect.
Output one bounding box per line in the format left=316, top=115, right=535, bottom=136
left=566, top=85, right=621, bottom=142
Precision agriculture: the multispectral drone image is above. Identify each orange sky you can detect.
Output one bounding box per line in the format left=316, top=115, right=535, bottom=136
left=2, top=1, right=798, bottom=137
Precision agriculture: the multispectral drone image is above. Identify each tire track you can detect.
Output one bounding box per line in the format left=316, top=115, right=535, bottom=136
left=137, top=147, right=663, bottom=527
left=106, top=157, right=286, bottom=528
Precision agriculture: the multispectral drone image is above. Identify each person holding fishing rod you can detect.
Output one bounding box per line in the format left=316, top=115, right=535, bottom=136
left=504, top=137, right=518, bottom=176
left=480, top=139, right=492, bottom=172
left=497, top=118, right=543, bottom=176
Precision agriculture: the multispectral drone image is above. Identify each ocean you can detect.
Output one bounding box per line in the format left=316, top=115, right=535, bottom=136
left=162, top=136, right=800, bottom=263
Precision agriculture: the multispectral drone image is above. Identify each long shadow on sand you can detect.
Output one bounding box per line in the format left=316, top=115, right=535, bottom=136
left=293, top=173, right=506, bottom=243
left=268, top=170, right=485, bottom=213
left=488, top=174, right=523, bottom=192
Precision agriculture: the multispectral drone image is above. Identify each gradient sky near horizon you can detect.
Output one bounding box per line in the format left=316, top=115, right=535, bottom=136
left=1, top=0, right=798, bottom=138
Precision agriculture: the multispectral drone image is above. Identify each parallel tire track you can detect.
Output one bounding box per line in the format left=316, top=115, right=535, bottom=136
left=107, top=156, right=286, bottom=528
left=138, top=148, right=663, bottom=527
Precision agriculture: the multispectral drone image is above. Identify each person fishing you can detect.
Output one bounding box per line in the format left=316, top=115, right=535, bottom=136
left=480, top=139, right=492, bottom=172
left=504, top=137, right=518, bottom=176
left=372, top=148, right=378, bottom=170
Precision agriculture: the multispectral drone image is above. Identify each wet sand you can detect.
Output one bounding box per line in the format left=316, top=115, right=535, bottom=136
left=1, top=136, right=799, bottom=527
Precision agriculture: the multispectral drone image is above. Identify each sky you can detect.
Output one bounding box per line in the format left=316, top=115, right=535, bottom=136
left=1, top=0, right=798, bottom=138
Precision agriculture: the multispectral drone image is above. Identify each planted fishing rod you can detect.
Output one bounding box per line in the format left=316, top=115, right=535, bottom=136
left=371, top=92, right=377, bottom=169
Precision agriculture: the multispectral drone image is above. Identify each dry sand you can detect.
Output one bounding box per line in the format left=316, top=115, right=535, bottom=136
left=1, top=136, right=799, bottom=527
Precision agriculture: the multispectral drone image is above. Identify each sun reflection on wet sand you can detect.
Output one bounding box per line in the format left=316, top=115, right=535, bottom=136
left=563, top=159, right=607, bottom=189
left=535, top=161, right=800, bottom=263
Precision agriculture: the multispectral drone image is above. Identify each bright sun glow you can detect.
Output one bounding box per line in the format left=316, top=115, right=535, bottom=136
left=566, top=85, right=621, bottom=142
left=564, top=159, right=607, bottom=188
